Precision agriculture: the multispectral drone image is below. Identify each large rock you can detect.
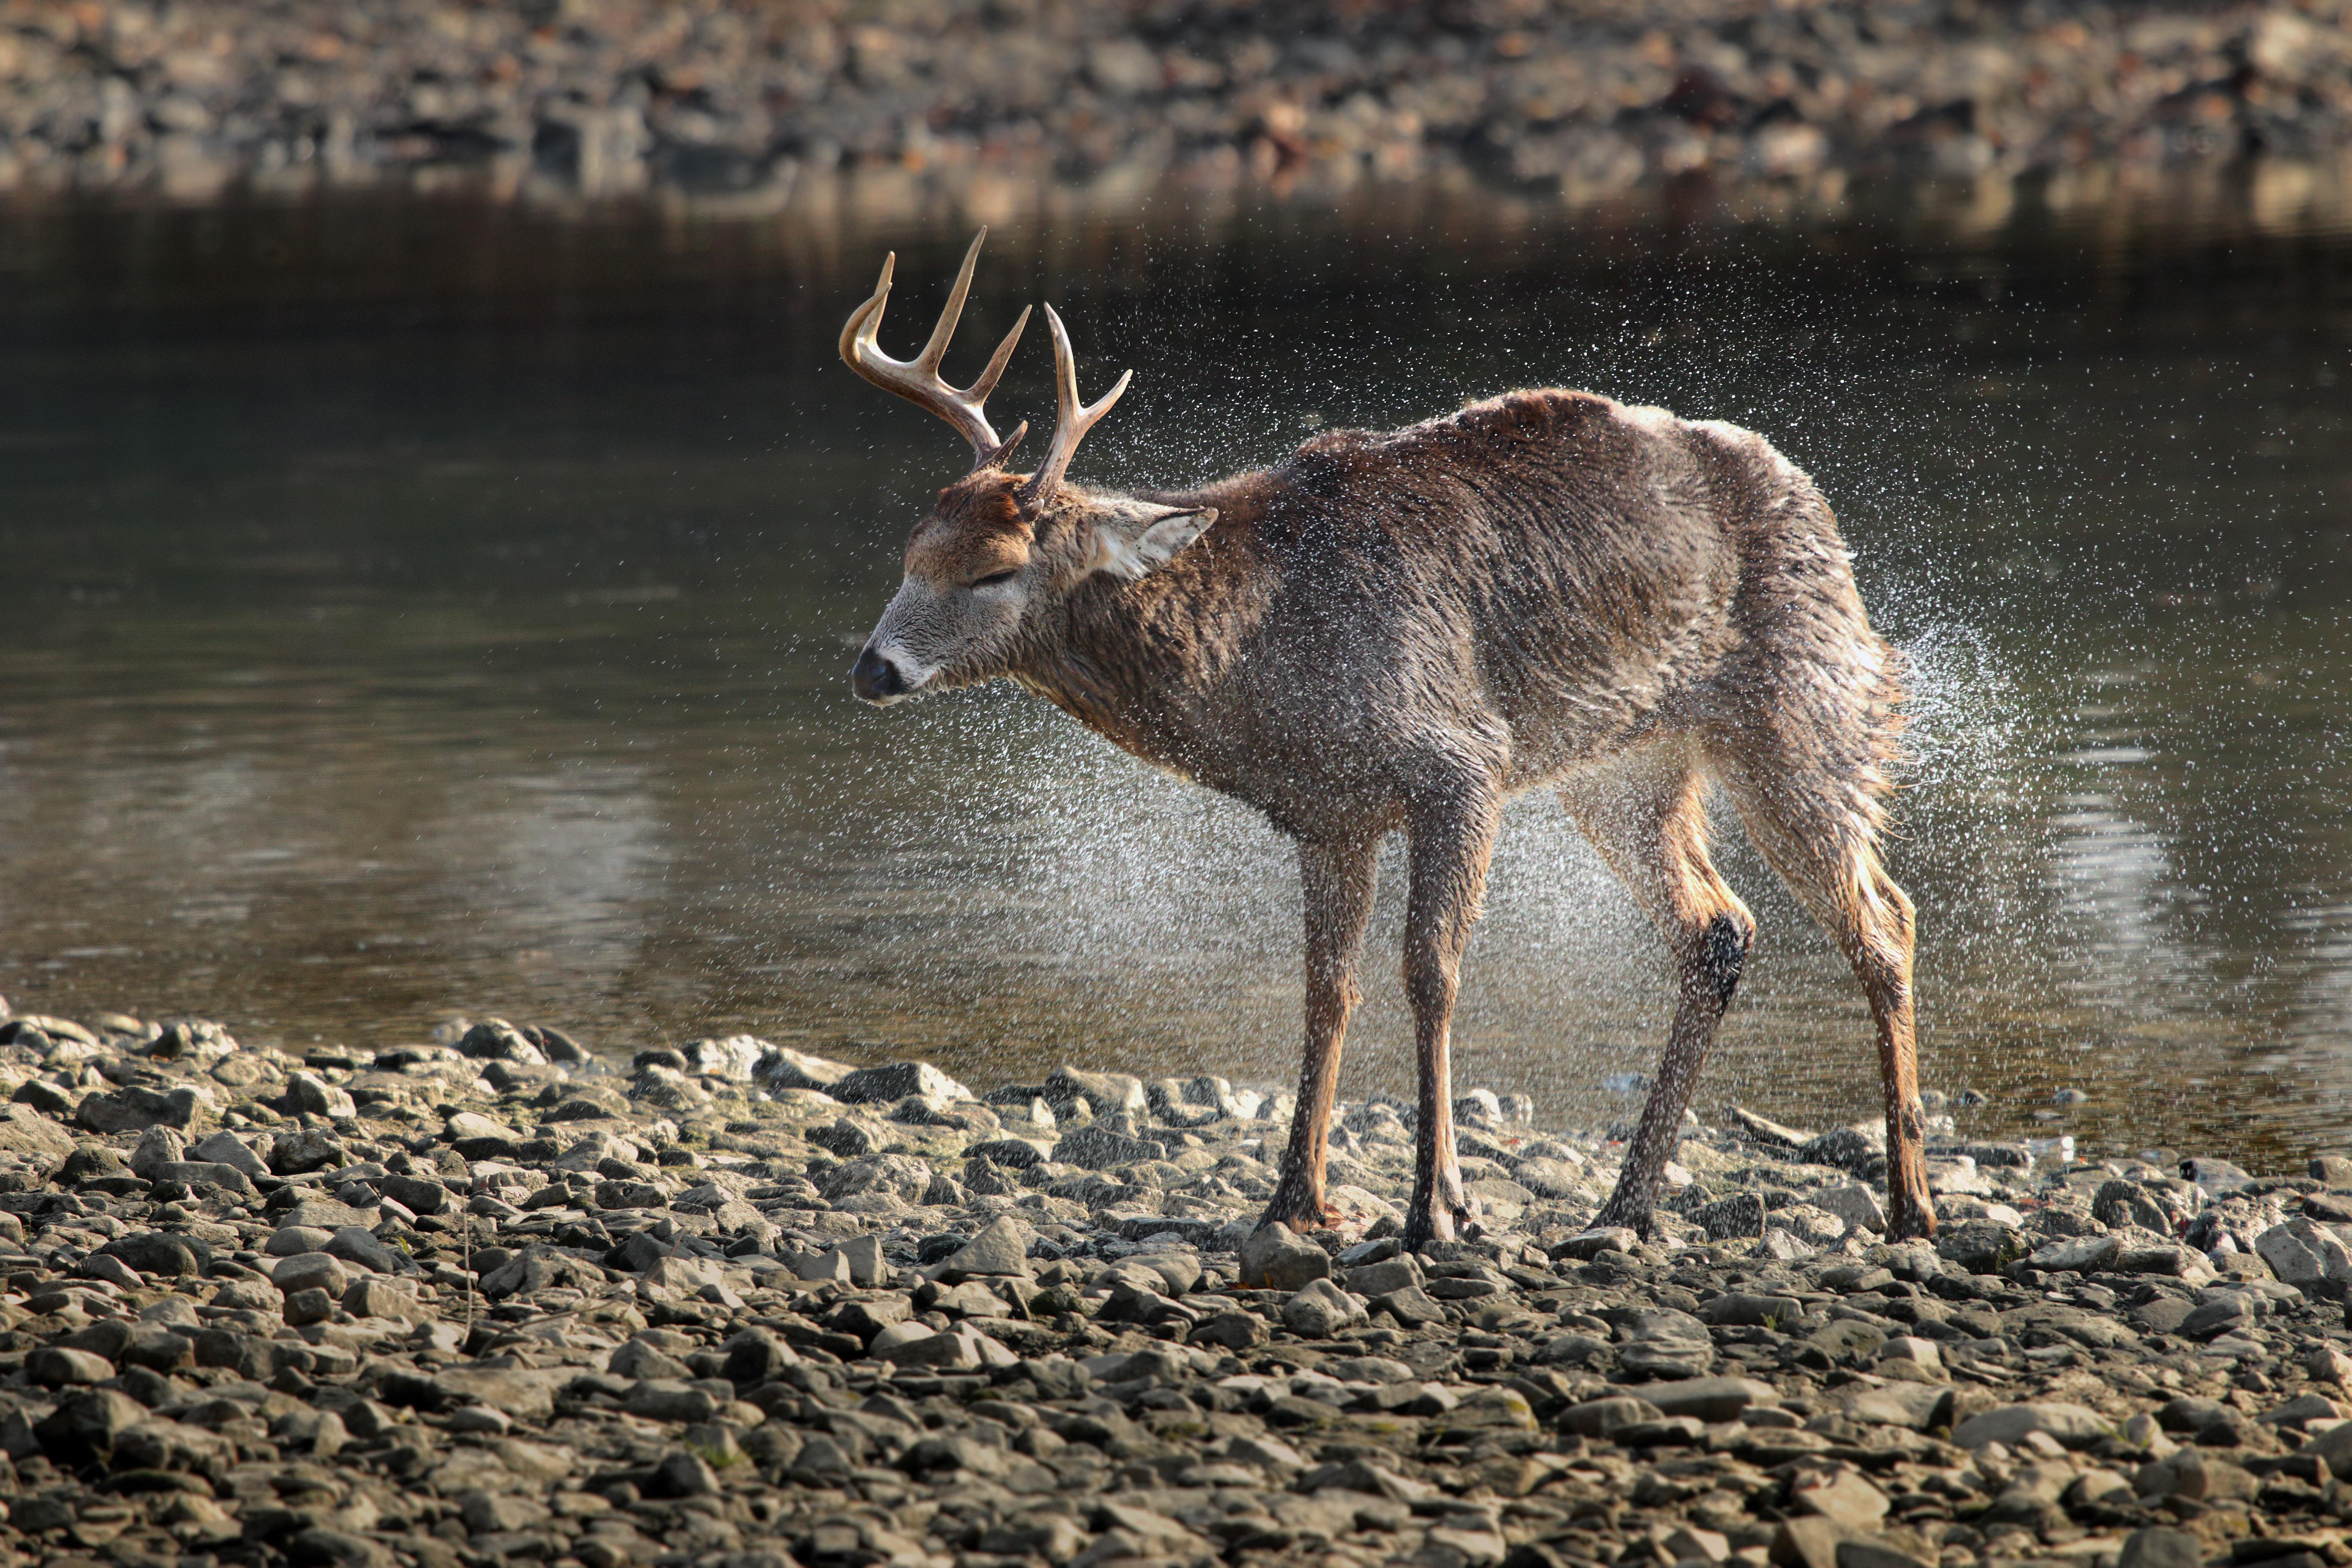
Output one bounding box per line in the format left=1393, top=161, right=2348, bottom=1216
left=189, top=1130, right=270, bottom=1177
left=2255, top=1219, right=2352, bottom=1295
left=675, top=1035, right=766, bottom=1080
left=1054, top=1126, right=1167, bottom=1170
left=1615, top=1310, right=1715, bottom=1379
left=456, top=1020, right=546, bottom=1065
left=754, top=1045, right=857, bottom=1092
left=2027, top=1234, right=2122, bottom=1273
left=77, top=1083, right=214, bottom=1134
left=1952, top=1402, right=2112, bottom=1450
left=98, top=1231, right=210, bottom=1278
left=1936, top=1219, right=2027, bottom=1274
left=479, top=1243, right=605, bottom=1299
left=1043, top=1066, right=1148, bottom=1118
left=939, top=1216, right=1033, bottom=1280
left=1644, top=1377, right=1779, bottom=1422
left=835, top=1061, right=972, bottom=1105
left=1239, top=1223, right=1330, bottom=1290
left=1282, top=1278, right=1369, bottom=1337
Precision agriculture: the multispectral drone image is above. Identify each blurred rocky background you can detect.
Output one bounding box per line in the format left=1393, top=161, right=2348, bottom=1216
left=0, top=0, right=2346, bottom=210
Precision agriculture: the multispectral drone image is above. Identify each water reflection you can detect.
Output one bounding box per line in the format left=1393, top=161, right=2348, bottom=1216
left=0, top=179, right=2344, bottom=1166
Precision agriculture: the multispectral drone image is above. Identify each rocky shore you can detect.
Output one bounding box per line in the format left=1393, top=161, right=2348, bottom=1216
left=2, top=1001, right=2352, bottom=1568
left=5, top=0, right=2352, bottom=208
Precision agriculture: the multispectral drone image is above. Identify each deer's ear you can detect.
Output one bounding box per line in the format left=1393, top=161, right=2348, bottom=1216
left=1089, top=506, right=1216, bottom=581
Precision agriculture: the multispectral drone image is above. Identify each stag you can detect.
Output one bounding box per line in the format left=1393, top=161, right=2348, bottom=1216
left=841, top=231, right=1935, bottom=1252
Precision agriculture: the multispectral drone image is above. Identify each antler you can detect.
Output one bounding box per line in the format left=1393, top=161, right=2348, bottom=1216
left=1017, top=303, right=1132, bottom=511
left=839, top=228, right=1031, bottom=468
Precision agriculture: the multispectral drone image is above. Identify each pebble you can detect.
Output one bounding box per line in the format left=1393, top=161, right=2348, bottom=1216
left=0, top=1008, right=2349, bottom=1568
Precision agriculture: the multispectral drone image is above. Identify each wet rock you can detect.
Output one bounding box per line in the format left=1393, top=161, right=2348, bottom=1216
left=836, top=1060, right=972, bottom=1105
left=754, top=1044, right=856, bottom=1092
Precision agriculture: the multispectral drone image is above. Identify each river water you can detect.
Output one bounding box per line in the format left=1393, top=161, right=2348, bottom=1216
left=0, top=181, right=2345, bottom=1168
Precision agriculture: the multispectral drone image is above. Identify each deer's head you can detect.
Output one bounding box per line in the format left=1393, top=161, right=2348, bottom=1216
left=840, top=231, right=1215, bottom=705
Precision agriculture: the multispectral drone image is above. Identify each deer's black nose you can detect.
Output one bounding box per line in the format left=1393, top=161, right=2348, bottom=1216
left=852, top=646, right=908, bottom=703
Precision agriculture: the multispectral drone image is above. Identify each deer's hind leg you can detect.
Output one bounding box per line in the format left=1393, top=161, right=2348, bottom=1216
left=1565, top=750, right=1758, bottom=1238
left=1720, top=752, right=1934, bottom=1240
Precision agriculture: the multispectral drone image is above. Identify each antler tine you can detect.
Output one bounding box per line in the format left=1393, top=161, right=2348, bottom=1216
left=838, top=228, right=1029, bottom=466
left=1018, top=302, right=1132, bottom=511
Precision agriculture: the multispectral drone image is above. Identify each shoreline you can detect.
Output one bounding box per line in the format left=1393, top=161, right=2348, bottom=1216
left=1, top=1007, right=2349, bottom=1568
left=3, top=1, right=2351, bottom=217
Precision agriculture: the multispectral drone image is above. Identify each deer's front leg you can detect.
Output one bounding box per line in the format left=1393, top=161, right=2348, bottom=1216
left=1402, top=787, right=1502, bottom=1253
left=1258, top=833, right=1379, bottom=1236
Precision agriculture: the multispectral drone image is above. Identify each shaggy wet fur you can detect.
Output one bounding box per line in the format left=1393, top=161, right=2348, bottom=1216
left=873, top=386, right=1933, bottom=1251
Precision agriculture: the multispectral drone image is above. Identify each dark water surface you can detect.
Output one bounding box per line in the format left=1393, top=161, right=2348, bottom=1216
left=0, top=184, right=2346, bottom=1167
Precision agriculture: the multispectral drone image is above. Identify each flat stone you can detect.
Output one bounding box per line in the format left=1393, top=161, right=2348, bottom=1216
left=1643, top=1376, right=1779, bottom=1422
left=1054, top=1125, right=1167, bottom=1170
left=278, top=1198, right=374, bottom=1231
left=1953, top=1402, right=2113, bottom=1450
left=1561, top=1396, right=1663, bottom=1436
left=1792, top=1471, right=1890, bottom=1532
left=2028, top=1234, right=2123, bottom=1272
left=1841, top=1384, right=1953, bottom=1430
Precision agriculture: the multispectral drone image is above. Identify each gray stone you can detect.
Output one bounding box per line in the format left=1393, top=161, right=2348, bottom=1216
left=1282, top=1277, right=1369, bottom=1337
left=753, top=1044, right=856, bottom=1092
left=835, top=1061, right=973, bottom=1105
left=1615, top=1309, right=1715, bottom=1379
left=940, top=1215, right=1033, bottom=1280
left=1936, top=1218, right=2027, bottom=1274
left=272, top=1251, right=351, bottom=1297
left=77, top=1083, right=214, bottom=1134
left=2117, top=1529, right=2205, bottom=1568
left=1054, top=1125, right=1167, bottom=1170
left=286, top=1071, right=357, bottom=1118
left=1043, top=1065, right=1148, bottom=1118
left=2027, top=1234, right=2122, bottom=1273
left=1952, top=1402, right=2112, bottom=1450
left=279, top=1197, right=373, bottom=1231
left=98, top=1231, right=209, bottom=1278
left=2256, top=1219, right=2352, bottom=1292
left=456, top=1020, right=546, bottom=1064
left=188, top=1130, right=270, bottom=1177
left=1561, top=1396, right=1663, bottom=1436
left=1798, top=1124, right=1884, bottom=1174
left=1643, top=1376, right=1778, bottom=1421
left=324, top=1225, right=404, bottom=1274
left=1239, top=1222, right=1330, bottom=1290
left=1373, top=1286, right=1446, bottom=1327
left=1344, top=1255, right=1424, bottom=1297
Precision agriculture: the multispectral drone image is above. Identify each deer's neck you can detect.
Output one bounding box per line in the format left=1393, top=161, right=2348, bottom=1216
left=1011, top=503, right=1265, bottom=777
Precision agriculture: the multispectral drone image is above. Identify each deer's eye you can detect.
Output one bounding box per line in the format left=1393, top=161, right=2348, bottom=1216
left=971, top=570, right=1019, bottom=589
